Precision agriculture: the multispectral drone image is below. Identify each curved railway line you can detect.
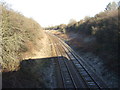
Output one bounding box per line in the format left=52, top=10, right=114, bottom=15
left=46, top=32, right=108, bottom=89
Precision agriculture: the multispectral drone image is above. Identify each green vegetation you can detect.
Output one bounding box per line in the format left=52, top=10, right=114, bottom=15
left=1, top=3, right=44, bottom=72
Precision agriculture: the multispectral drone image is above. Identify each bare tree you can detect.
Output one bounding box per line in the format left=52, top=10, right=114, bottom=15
left=106, top=2, right=118, bottom=11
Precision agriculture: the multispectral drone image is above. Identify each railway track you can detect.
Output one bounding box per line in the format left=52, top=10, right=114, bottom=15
left=46, top=32, right=108, bottom=89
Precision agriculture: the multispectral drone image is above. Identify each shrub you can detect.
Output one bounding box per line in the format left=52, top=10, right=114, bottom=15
left=1, top=3, right=44, bottom=72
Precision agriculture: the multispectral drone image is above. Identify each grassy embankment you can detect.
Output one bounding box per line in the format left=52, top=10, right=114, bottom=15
left=1, top=4, right=45, bottom=72
left=1, top=3, right=54, bottom=88
left=46, top=9, right=119, bottom=75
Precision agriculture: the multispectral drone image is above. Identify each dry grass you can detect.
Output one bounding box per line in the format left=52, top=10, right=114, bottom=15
left=1, top=4, right=44, bottom=72
left=48, top=9, right=119, bottom=75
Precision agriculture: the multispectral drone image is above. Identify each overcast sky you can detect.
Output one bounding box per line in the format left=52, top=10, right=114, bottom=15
left=2, top=0, right=119, bottom=27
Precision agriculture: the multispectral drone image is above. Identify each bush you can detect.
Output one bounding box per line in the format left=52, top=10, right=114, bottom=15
left=1, top=3, right=44, bottom=72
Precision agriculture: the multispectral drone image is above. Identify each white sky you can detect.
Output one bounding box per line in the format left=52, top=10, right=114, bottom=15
left=2, top=0, right=119, bottom=27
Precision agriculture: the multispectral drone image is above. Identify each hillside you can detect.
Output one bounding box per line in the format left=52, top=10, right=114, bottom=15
left=1, top=4, right=42, bottom=72
left=46, top=9, right=119, bottom=73
left=1, top=1, right=119, bottom=88
left=1, top=3, right=54, bottom=71
left=1, top=3, right=57, bottom=88
left=66, top=9, right=119, bottom=72
left=46, top=4, right=119, bottom=87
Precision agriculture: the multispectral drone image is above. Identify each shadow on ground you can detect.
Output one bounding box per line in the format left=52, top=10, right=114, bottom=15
left=2, top=56, right=67, bottom=88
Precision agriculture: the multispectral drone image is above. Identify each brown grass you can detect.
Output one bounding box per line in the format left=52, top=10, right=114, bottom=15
left=1, top=4, right=44, bottom=72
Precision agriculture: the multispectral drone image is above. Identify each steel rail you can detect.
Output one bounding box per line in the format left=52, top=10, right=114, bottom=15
left=55, top=37, right=90, bottom=88
left=56, top=34, right=108, bottom=88
left=57, top=38, right=101, bottom=89
left=47, top=33, right=65, bottom=88
left=49, top=34, right=77, bottom=88
left=46, top=32, right=107, bottom=88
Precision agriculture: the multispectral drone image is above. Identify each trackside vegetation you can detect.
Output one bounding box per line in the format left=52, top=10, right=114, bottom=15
left=45, top=1, right=119, bottom=74
left=1, top=3, right=44, bottom=72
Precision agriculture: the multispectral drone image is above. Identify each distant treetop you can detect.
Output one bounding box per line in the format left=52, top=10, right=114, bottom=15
left=105, top=1, right=118, bottom=11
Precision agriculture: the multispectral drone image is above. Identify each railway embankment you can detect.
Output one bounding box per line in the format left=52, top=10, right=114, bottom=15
left=52, top=31, right=119, bottom=88
left=1, top=4, right=54, bottom=88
